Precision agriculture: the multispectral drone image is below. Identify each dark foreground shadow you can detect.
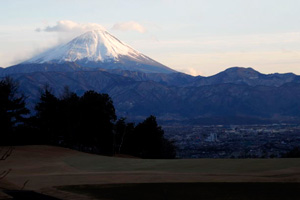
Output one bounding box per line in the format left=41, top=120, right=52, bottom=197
left=4, top=190, right=61, bottom=200
left=57, top=182, right=300, bottom=200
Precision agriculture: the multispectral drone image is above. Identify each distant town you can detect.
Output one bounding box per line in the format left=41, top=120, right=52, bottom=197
left=164, top=124, right=300, bottom=158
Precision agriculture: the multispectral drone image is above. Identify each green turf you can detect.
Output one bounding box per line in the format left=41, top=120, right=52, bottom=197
left=64, top=153, right=300, bottom=174
left=57, top=182, right=300, bottom=200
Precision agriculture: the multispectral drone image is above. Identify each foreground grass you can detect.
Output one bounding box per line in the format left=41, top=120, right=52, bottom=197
left=65, top=153, right=300, bottom=174
left=3, top=146, right=300, bottom=190
left=57, top=183, right=300, bottom=200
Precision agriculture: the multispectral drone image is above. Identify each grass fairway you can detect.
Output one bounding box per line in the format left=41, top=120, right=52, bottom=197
left=1, top=145, right=300, bottom=199
left=57, top=182, right=300, bottom=200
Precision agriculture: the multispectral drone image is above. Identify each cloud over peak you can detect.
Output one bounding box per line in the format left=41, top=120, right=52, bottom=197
left=112, top=21, right=146, bottom=33
left=36, top=20, right=147, bottom=35
left=36, top=20, right=106, bottom=33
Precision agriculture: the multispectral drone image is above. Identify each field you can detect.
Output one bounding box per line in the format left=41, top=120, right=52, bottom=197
left=57, top=183, right=300, bottom=200
left=1, top=145, right=300, bottom=199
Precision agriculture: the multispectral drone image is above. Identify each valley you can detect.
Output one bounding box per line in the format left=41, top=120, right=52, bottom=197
left=165, top=124, right=300, bottom=158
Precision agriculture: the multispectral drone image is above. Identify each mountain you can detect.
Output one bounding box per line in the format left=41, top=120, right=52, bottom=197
left=104, top=67, right=300, bottom=88
left=5, top=67, right=300, bottom=124
left=189, top=67, right=300, bottom=87
left=104, top=69, right=196, bottom=86
left=17, top=29, right=175, bottom=74
left=1, top=29, right=300, bottom=124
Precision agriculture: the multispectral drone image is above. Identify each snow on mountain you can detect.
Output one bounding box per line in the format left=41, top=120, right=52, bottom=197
left=24, top=29, right=176, bottom=73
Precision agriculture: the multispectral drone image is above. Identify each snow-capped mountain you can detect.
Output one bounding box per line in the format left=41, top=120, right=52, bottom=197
left=23, top=29, right=176, bottom=74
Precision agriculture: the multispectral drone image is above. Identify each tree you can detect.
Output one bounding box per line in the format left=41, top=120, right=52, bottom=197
left=78, top=91, right=116, bottom=154
left=114, top=118, right=135, bottom=154
left=134, top=115, right=164, bottom=158
left=35, top=89, right=117, bottom=154
left=59, top=88, right=80, bottom=146
left=128, top=115, right=176, bottom=158
left=35, top=86, right=60, bottom=143
left=282, top=147, right=300, bottom=158
left=0, top=77, right=29, bottom=144
left=33, top=87, right=175, bottom=158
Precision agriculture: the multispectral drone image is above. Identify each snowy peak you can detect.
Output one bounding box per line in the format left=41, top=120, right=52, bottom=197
left=26, top=29, right=140, bottom=63
left=64, top=29, right=142, bottom=61
left=24, top=29, right=176, bottom=73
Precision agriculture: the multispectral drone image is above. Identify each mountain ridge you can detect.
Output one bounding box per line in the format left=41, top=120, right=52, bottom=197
left=21, top=29, right=176, bottom=74
left=1, top=29, right=300, bottom=124
left=2, top=64, right=299, bottom=87
left=4, top=67, right=300, bottom=124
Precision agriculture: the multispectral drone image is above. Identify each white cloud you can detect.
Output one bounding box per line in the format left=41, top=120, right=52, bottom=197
left=180, top=67, right=203, bottom=76
left=112, top=21, right=146, bottom=33
left=36, top=20, right=106, bottom=33
left=35, top=20, right=108, bottom=46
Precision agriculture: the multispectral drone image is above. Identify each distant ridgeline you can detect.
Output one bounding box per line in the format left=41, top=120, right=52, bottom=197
left=1, top=29, right=300, bottom=124
left=2, top=66, right=300, bottom=125
left=0, top=78, right=176, bottom=158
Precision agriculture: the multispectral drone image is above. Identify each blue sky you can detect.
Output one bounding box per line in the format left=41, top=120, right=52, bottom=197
left=0, top=0, right=300, bottom=76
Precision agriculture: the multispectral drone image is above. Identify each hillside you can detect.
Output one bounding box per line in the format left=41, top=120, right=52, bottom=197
left=5, top=69, right=300, bottom=123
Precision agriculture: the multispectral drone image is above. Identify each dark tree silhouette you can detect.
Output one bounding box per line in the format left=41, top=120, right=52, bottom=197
left=34, top=87, right=175, bottom=158
left=0, top=77, right=29, bottom=145
left=282, top=147, right=300, bottom=158
left=59, top=88, right=80, bottom=146
left=1, top=79, right=176, bottom=158
left=35, top=89, right=117, bottom=154
left=122, top=115, right=176, bottom=158
left=78, top=91, right=116, bottom=154
left=0, top=77, right=28, bottom=182
left=114, top=118, right=135, bottom=154
left=35, top=87, right=60, bottom=144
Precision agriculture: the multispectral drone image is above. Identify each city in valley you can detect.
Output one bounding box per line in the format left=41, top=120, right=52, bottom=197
left=164, top=124, right=300, bottom=159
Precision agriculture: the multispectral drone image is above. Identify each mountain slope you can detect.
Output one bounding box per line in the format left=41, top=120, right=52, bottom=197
left=189, top=67, right=300, bottom=87
left=21, top=29, right=176, bottom=74
left=7, top=70, right=300, bottom=124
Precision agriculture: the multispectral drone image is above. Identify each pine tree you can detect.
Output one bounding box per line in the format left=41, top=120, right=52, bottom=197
left=131, top=115, right=176, bottom=158
left=78, top=91, right=117, bottom=154
left=0, top=77, right=29, bottom=144
left=35, top=87, right=60, bottom=143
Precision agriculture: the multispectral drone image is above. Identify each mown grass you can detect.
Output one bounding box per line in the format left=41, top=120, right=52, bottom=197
left=57, top=182, right=300, bottom=200
left=65, top=153, right=300, bottom=174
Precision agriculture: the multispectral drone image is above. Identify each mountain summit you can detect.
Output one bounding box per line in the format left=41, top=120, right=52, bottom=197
left=23, top=29, right=176, bottom=73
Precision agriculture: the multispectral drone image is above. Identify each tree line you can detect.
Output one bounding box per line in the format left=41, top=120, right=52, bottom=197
left=0, top=77, right=176, bottom=158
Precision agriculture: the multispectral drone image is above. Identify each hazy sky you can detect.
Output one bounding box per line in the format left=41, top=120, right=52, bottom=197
left=0, top=0, right=300, bottom=76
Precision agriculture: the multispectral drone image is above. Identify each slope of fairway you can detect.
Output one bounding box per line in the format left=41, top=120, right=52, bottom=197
left=1, top=145, right=300, bottom=192
left=57, top=183, right=300, bottom=200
